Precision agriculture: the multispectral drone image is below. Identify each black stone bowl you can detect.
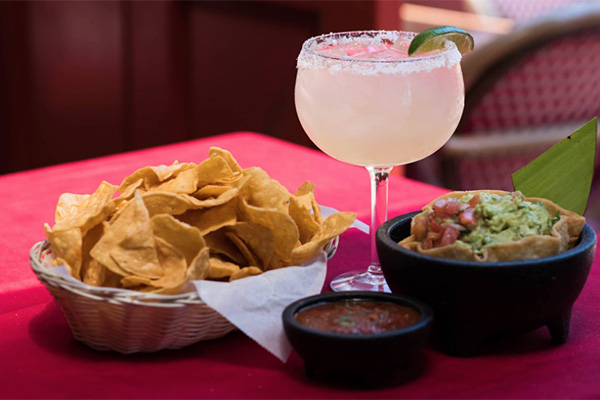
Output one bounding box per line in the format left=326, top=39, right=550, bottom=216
left=282, top=291, right=432, bottom=380
left=376, top=211, right=597, bottom=357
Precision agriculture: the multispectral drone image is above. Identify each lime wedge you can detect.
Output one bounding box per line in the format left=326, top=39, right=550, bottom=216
left=408, top=26, right=474, bottom=56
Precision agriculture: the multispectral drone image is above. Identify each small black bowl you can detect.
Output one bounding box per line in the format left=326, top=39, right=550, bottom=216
left=282, top=291, right=432, bottom=380
left=376, top=211, right=597, bottom=357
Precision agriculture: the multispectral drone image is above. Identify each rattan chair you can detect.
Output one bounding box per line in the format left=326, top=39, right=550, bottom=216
left=406, top=3, right=600, bottom=218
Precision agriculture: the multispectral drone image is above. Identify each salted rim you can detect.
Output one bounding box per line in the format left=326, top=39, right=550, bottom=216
left=296, top=30, right=462, bottom=75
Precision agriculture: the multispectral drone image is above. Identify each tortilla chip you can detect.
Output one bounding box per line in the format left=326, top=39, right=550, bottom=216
left=90, top=192, right=162, bottom=278
left=225, top=231, right=261, bottom=267
left=155, top=168, right=199, bottom=194
left=204, top=229, right=248, bottom=266
left=289, top=195, right=321, bottom=244
left=294, top=181, right=323, bottom=224
left=141, top=191, right=197, bottom=217
left=196, top=155, right=238, bottom=187
left=80, top=222, right=106, bottom=286
left=55, top=193, right=90, bottom=224
left=239, top=167, right=290, bottom=213
left=290, top=211, right=356, bottom=266
left=192, top=185, right=232, bottom=200
left=229, top=266, right=263, bottom=281
left=119, top=161, right=192, bottom=193
left=229, top=222, right=275, bottom=271
left=177, top=200, right=238, bottom=236
left=238, top=198, right=299, bottom=269
left=151, top=213, right=206, bottom=265
left=120, top=237, right=186, bottom=292
left=207, top=256, right=240, bottom=280
left=44, top=224, right=82, bottom=279
left=186, top=247, right=211, bottom=281
left=209, top=147, right=243, bottom=174
left=118, top=178, right=144, bottom=200
left=53, top=181, right=117, bottom=236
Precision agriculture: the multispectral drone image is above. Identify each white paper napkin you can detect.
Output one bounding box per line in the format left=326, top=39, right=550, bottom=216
left=192, top=252, right=327, bottom=362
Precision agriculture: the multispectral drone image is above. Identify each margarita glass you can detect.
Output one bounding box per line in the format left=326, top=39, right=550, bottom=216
left=295, top=31, right=465, bottom=292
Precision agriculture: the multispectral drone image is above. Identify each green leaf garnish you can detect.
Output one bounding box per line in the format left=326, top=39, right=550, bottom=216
left=512, top=118, right=597, bottom=215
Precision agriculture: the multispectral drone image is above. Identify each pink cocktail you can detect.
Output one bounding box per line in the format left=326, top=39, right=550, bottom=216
left=295, top=31, right=465, bottom=292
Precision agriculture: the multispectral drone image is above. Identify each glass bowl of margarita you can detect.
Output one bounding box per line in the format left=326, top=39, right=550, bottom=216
left=295, top=31, right=465, bottom=292
left=295, top=30, right=464, bottom=168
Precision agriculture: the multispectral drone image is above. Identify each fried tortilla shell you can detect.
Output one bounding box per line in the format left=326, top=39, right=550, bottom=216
left=399, top=190, right=586, bottom=262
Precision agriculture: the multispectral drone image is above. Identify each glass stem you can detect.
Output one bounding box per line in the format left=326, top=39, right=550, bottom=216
left=367, top=166, right=393, bottom=276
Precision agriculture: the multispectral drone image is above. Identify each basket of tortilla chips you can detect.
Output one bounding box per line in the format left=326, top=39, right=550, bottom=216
left=30, top=148, right=355, bottom=353
left=399, top=190, right=586, bottom=262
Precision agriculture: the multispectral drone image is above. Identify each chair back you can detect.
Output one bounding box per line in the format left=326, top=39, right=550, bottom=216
left=407, top=3, right=600, bottom=219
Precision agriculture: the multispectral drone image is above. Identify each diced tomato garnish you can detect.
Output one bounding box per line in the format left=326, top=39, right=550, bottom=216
left=417, top=197, right=477, bottom=249
left=445, top=200, right=461, bottom=215
left=428, top=215, right=443, bottom=232
left=432, top=200, right=447, bottom=218
left=433, top=199, right=447, bottom=211
left=459, top=207, right=477, bottom=227
left=440, top=226, right=460, bottom=246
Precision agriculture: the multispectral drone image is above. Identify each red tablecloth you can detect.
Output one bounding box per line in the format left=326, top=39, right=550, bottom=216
left=1, top=132, right=599, bottom=399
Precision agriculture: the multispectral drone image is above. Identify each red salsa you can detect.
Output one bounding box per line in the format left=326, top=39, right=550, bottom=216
left=295, top=300, right=421, bottom=335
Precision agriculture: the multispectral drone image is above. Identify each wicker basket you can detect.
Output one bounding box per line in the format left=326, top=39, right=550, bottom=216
left=29, top=237, right=338, bottom=354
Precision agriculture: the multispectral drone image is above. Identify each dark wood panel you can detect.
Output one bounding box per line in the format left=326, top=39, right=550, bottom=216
left=28, top=1, right=125, bottom=169
left=0, top=2, right=32, bottom=173
left=127, top=1, right=187, bottom=150
left=0, top=0, right=402, bottom=174
left=187, top=1, right=317, bottom=147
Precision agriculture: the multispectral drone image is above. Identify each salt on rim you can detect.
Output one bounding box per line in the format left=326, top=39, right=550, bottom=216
left=296, top=30, right=462, bottom=76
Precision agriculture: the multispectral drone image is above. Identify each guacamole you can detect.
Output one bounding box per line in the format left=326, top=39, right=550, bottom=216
left=455, top=192, right=559, bottom=254
left=410, top=191, right=560, bottom=255
left=402, top=190, right=585, bottom=262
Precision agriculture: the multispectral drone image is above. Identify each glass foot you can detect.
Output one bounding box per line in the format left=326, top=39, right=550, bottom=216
left=330, top=270, right=390, bottom=292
